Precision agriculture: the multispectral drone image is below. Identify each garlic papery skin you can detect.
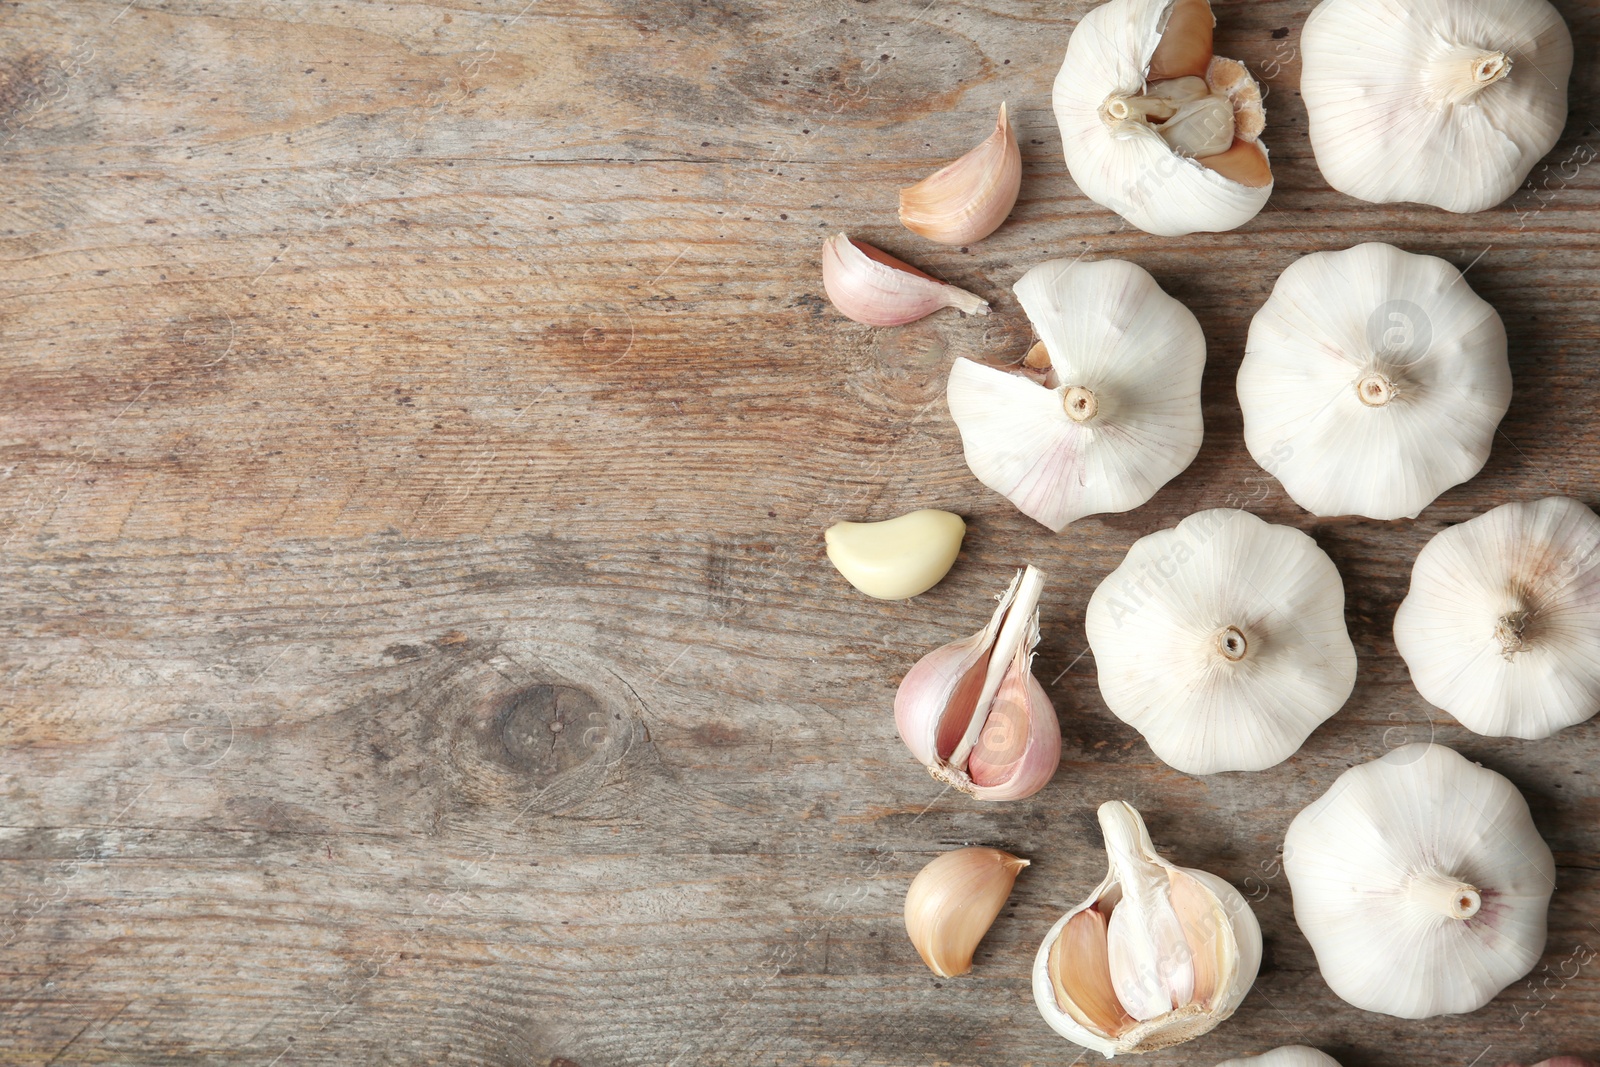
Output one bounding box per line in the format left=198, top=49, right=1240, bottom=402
left=1302, top=0, right=1572, bottom=213
left=1055, top=0, right=1272, bottom=236
left=1085, top=509, right=1356, bottom=775
left=1238, top=243, right=1510, bottom=520
left=1394, top=496, right=1600, bottom=738
left=899, top=103, right=1022, bottom=246
left=824, top=509, right=967, bottom=601
left=1033, top=801, right=1262, bottom=1056
left=1284, top=743, right=1555, bottom=1019
left=894, top=566, right=1062, bottom=801
left=1216, top=1048, right=1344, bottom=1067
left=946, top=258, right=1204, bottom=531
left=904, top=846, right=1029, bottom=977
left=821, top=233, right=989, bottom=327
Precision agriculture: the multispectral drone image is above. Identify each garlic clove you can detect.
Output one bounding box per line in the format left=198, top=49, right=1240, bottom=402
left=1284, top=743, right=1555, bottom=1019
left=946, top=258, right=1205, bottom=531
left=1034, top=801, right=1262, bottom=1055
left=1216, top=1048, right=1345, bottom=1067
left=899, top=103, right=1023, bottom=246
left=1238, top=243, right=1511, bottom=520
left=1395, top=497, right=1600, bottom=738
left=894, top=566, right=1062, bottom=801
left=1147, top=0, right=1213, bottom=80
left=1302, top=0, right=1572, bottom=212
left=821, top=233, right=989, bottom=327
left=903, top=846, right=1029, bottom=977
left=824, top=509, right=966, bottom=601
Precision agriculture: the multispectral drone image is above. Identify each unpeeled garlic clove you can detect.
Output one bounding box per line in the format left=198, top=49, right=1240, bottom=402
left=899, top=103, right=1023, bottom=246
left=824, top=509, right=966, bottom=601
left=821, top=233, right=989, bottom=327
left=894, top=566, right=1061, bottom=801
left=1216, top=1048, right=1345, bottom=1067
left=1033, top=801, right=1262, bottom=1056
left=904, top=846, right=1029, bottom=977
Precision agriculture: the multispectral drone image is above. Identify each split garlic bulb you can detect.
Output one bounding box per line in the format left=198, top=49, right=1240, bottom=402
left=1285, top=743, right=1555, bottom=1019
left=1033, top=801, right=1262, bottom=1056
left=1395, top=497, right=1600, bottom=738
left=946, top=258, right=1205, bottom=532
left=1302, top=0, right=1573, bottom=213
left=1055, top=0, right=1272, bottom=236
left=1238, top=243, right=1510, bottom=520
left=1085, top=509, right=1356, bottom=775
left=1216, top=1049, right=1342, bottom=1067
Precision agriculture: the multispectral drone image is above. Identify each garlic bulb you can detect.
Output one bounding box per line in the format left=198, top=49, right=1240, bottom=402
left=1302, top=0, right=1572, bottom=213
left=1085, top=509, right=1356, bottom=775
left=1054, top=0, right=1272, bottom=236
left=899, top=103, right=1022, bottom=246
left=946, top=258, right=1205, bottom=531
left=821, top=234, right=989, bottom=326
left=825, top=509, right=967, bottom=601
left=895, top=566, right=1061, bottom=801
left=904, top=846, right=1029, bottom=977
left=1216, top=1049, right=1343, bottom=1067
left=1238, top=243, right=1510, bottom=520
left=1033, top=801, right=1262, bottom=1056
left=1395, top=496, right=1600, bottom=738
left=1284, top=743, right=1555, bottom=1019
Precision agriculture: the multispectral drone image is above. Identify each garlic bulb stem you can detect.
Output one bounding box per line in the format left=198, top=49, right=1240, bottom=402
left=1405, top=870, right=1482, bottom=920
left=1356, top=371, right=1397, bottom=407
left=1063, top=385, right=1099, bottom=422
left=1216, top=626, right=1248, bottom=662
left=946, top=565, right=1044, bottom=769
left=1431, top=46, right=1513, bottom=106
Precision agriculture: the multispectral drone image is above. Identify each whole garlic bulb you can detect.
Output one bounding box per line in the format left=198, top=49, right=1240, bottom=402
left=1216, top=1049, right=1343, bottom=1067
left=1395, top=497, right=1600, bottom=738
left=1302, top=0, right=1573, bottom=213
left=1238, top=243, right=1510, bottom=520
left=946, top=258, right=1205, bottom=531
left=1284, top=743, right=1555, bottom=1019
left=1033, top=801, right=1262, bottom=1056
left=1054, top=0, right=1273, bottom=236
left=1085, top=509, right=1357, bottom=775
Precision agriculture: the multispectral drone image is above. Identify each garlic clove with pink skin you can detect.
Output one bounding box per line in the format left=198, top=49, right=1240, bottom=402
left=894, top=566, right=1061, bottom=801
left=899, top=102, right=1023, bottom=246
left=821, top=233, right=990, bottom=327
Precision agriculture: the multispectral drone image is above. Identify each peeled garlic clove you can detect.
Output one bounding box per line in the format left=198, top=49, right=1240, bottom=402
left=1054, top=0, right=1272, bottom=236
left=1285, top=743, right=1555, bottom=1019
left=821, top=233, right=989, bottom=327
left=903, top=846, right=1029, bottom=977
left=1239, top=243, right=1511, bottom=520
left=1217, top=1048, right=1344, bottom=1067
left=1303, top=0, right=1571, bottom=212
left=894, top=566, right=1061, bottom=801
left=1033, top=802, right=1262, bottom=1055
left=824, top=509, right=966, bottom=601
left=899, top=103, right=1023, bottom=246
left=1395, top=497, right=1600, bottom=738
left=946, top=258, right=1205, bottom=532
left=1086, top=509, right=1356, bottom=774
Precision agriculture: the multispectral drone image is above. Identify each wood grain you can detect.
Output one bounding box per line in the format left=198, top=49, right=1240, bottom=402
left=2, top=0, right=1598, bottom=1064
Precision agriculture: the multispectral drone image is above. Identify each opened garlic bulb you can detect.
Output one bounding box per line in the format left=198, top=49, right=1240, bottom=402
left=1395, top=497, right=1600, bottom=738
left=1302, top=0, right=1572, bottom=213
left=1033, top=801, right=1262, bottom=1056
left=1217, top=1049, right=1342, bottom=1067
left=1239, top=243, right=1510, bottom=520
left=1285, top=743, right=1554, bottom=1019
left=899, top=103, right=1022, bottom=246
left=904, top=846, right=1029, bottom=977
left=894, top=566, right=1061, bottom=801
left=946, top=258, right=1204, bottom=531
left=1055, top=0, right=1272, bottom=236
left=821, top=234, right=989, bottom=326
left=1085, top=509, right=1356, bottom=774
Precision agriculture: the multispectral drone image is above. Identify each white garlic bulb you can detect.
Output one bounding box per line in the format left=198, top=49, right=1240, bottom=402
left=946, top=258, right=1205, bottom=532
left=1395, top=496, right=1600, bottom=738
left=1238, top=243, right=1510, bottom=520
left=1085, top=509, right=1356, bottom=775
left=1302, top=0, right=1572, bottom=213
left=1033, top=801, right=1262, bottom=1056
left=1284, top=743, right=1555, bottom=1019
left=1054, top=0, right=1273, bottom=236
left=1216, top=1049, right=1343, bottom=1067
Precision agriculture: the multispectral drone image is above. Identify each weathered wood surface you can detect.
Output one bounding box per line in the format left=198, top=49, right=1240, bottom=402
left=2, top=0, right=1598, bottom=1063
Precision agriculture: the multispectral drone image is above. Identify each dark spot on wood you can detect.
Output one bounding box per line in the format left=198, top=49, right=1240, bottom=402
left=383, top=643, right=425, bottom=662
left=1272, top=26, right=1290, bottom=38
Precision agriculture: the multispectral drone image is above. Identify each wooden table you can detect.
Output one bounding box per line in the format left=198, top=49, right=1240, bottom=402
left=3, top=1, right=1597, bottom=1063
